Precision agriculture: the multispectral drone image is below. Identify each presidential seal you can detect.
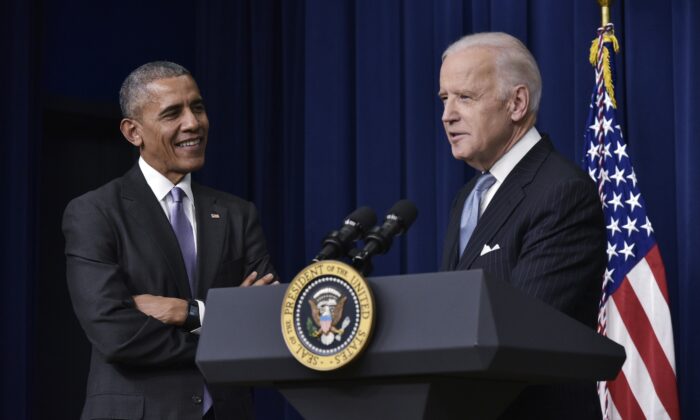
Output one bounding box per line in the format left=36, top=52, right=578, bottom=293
left=281, top=260, right=375, bottom=371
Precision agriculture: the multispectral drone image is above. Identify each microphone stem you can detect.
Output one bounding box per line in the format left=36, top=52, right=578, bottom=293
left=351, top=254, right=373, bottom=276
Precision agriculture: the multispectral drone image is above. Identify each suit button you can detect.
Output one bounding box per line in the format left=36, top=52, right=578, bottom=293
left=192, top=394, right=203, bottom=405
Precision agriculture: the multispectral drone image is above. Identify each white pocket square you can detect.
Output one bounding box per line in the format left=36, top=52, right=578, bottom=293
left=480, top=243, right=501, bottom=256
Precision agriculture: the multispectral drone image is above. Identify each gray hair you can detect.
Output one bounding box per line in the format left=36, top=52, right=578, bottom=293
left=442, top=32, right=542, bottom=115
left=119, top=61, right=191, bottom=119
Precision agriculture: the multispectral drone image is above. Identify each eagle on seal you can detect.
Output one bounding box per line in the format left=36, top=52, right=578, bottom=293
left=309, top=291, right=349, bottom=345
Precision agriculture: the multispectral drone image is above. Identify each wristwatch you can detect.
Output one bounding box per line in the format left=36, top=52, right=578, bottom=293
left=182, top=299, right=201, bottom=332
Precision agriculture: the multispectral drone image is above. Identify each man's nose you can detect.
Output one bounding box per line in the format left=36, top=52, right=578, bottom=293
left=442, top=98, right=458, bottom=124
left=181, top=108, right=201, bottom=130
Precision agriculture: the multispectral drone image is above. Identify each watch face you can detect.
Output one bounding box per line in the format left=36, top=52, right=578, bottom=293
left=185, top=300, right=201, bottom=330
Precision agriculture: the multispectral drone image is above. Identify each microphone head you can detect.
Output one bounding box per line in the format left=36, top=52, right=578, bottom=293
left=387, top=199, right=418, bottom=230
left=345, top=206, right=377, bottom=232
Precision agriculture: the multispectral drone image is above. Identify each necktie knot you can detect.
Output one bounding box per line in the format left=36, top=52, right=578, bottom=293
left=170, top=187, right=185, bottom=203
left=474, top=172, right=496, bottom=193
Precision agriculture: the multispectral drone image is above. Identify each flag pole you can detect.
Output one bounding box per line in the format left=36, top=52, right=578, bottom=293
left=598, top=0, right=612, bottom=26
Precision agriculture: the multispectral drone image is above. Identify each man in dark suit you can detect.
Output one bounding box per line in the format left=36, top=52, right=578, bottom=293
left=438, top=33, right=606, bottom=418
left=63, top=62, right=276, bottom=419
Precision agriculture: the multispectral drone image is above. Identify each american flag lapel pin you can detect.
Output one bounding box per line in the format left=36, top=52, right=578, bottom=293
left=210, top=212, right=220, bottom=219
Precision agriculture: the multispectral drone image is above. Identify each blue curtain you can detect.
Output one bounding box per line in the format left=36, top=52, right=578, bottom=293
left=3, top=0, right=698, bottom=418
left=1, top=1, right=39, bottom=419
left=194, top=1, right=699, bottom=418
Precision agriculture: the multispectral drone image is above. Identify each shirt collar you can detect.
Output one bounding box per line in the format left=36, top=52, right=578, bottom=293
left=138, top=157, right=194, bottom=202
left=488, top=126, right=541, bottom=183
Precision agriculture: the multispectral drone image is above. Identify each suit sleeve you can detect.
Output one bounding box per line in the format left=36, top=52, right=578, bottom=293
left=241, top=201, right=277, bottom=279
left=509, top=178, right=606, bottom=326
left=63, top=196, right=197, bottom=367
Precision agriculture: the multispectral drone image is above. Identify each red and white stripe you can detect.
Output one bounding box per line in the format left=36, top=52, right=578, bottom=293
left=600, top=245, right=680, bottom=419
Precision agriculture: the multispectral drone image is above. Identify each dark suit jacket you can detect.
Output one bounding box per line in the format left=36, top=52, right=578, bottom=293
left=441, top=136, right=606, bottom=419
left=63, top=165, right=276, bottom=420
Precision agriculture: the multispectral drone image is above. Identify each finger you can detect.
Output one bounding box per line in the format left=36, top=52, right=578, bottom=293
left=241, top=271, right=258, bottom=287
left=252, top=273, right=275, bottom=286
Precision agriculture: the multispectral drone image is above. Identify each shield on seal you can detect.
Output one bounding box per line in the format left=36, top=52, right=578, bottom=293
left=320, top=311, right=332, bottom=333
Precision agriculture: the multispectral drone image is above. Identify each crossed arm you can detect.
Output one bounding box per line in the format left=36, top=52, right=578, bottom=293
left=63, top=195, right=277, bottom=366
left=132, top=271, right=276, bottom=326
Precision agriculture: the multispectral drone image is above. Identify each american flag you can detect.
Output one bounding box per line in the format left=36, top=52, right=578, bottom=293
left=583, top=24, right=680, bottom=419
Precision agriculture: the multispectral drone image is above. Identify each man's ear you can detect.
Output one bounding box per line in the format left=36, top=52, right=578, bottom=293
left=120, top=118, right=143, bottom=148
left=508, top=84, right=530, bottom=123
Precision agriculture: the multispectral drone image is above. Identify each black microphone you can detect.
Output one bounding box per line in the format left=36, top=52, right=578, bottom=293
left=353, top=200, right=418, bottom=265
left=312, top=207, right=377, bottom=262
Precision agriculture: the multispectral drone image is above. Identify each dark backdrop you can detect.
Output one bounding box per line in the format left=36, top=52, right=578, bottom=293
left=3, top=0, right=698, bottom=419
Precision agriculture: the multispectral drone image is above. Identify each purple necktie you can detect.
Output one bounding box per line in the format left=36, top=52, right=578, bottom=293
left=168, top=187, right=197, bottom=294
left=168, top=187, right=212, bottom=415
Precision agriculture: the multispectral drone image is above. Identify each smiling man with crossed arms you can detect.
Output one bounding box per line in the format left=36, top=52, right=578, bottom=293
left=64, top=61, right=276, bottom=420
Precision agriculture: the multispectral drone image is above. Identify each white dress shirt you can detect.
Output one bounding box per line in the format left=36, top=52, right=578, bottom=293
left=480, top=126, right=542, bottom=215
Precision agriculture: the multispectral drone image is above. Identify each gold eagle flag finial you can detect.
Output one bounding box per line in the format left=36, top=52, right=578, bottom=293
left=590, top=0, right=619, bottom=108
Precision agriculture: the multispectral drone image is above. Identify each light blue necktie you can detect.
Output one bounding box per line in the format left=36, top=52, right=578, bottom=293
left=168, top=187, right=212, bottom=415
left=459, top=172, right=496, bottom=256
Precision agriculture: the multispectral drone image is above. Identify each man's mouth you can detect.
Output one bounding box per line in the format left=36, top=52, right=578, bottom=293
left=448, top=131, right=468, bottom=142
left=175, top=137, right=203, bottom=148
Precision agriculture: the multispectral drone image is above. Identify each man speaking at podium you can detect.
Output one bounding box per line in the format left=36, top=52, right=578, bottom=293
left=63, top=62, right=276, bottom=420
left=439, top=33, right=606, bottom=418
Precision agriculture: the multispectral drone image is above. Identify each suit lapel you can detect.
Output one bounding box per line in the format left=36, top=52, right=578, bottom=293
left=121, top=165, right=192, bottom=298
left=456, top=137, right=553, bottom=270
left=193, top=184, right=227, bottom=300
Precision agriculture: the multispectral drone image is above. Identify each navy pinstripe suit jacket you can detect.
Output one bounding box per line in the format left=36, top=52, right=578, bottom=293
left=441, top=136, right=606, bottom=419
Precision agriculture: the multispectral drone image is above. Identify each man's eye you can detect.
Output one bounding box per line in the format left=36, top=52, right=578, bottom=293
left=459, top=95, right=470, bottom=101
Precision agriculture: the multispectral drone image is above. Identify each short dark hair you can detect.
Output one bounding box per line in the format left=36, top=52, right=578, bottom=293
left=119, top=61, right=191, bottom=118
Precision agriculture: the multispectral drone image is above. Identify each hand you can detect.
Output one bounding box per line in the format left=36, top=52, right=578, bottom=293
left=241, top=271, right=278, bottom=287
left=132, top=294, right=188, bottom=326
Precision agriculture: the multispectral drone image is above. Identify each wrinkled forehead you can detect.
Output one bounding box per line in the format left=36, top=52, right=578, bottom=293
left=441, top=46, right=497, bottom=78
left=440, top=47, right=499, bottom=92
